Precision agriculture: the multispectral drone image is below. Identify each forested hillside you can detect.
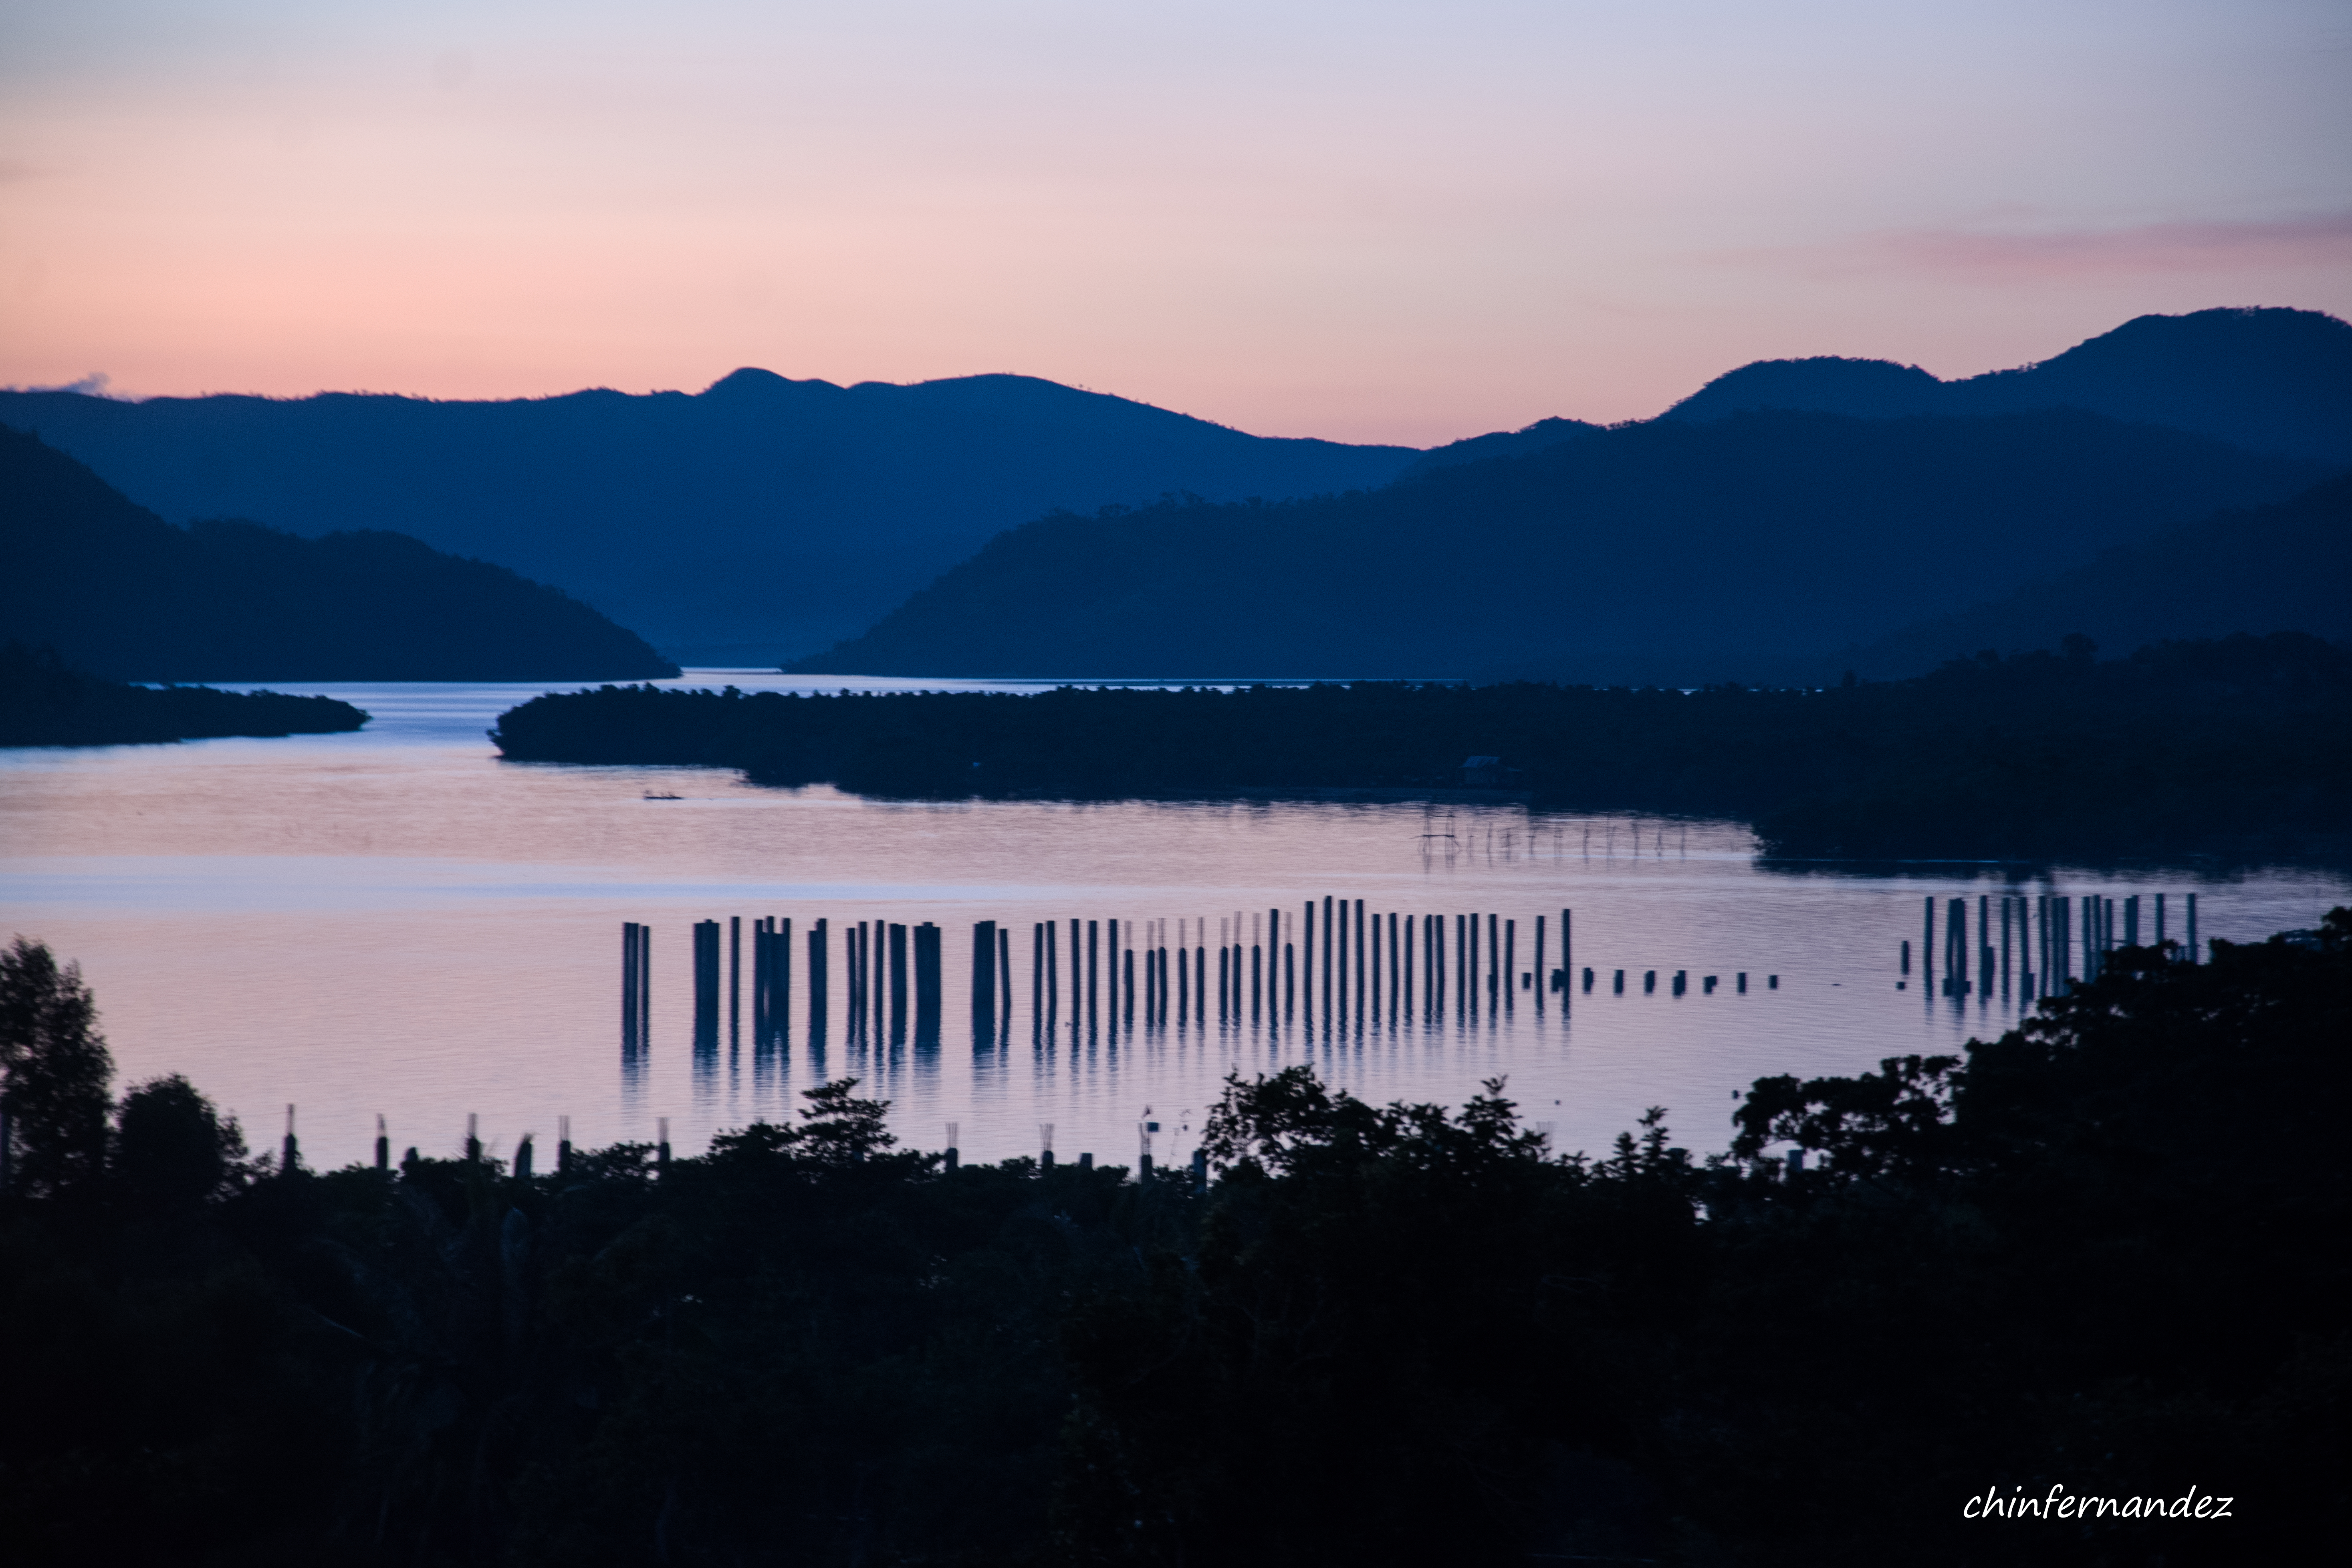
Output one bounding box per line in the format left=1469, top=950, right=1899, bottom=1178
left=1838, top=472, right=2352, bottom=679
left=789, top=409, right=2320, bottom=683
left=0, top=426, right=678, bottom=682
left=0, top=372, right=1417, bottom=663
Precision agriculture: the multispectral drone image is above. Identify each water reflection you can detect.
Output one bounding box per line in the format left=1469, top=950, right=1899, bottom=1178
left=4, top=674, right=2344, bottom=1170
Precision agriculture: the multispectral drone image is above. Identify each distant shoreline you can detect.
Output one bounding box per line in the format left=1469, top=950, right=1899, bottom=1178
left=490, top=633, right=2352, bottom=863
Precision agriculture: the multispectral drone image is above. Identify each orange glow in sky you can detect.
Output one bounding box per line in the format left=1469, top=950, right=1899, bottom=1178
left=4, top=0, right=2347, bottom=445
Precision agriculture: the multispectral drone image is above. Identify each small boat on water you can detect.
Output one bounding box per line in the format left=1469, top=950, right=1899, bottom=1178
left=643, top=791, right=683, bottom=801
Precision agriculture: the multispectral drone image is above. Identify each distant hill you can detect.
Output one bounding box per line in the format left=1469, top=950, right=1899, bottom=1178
left=1659, top=307, right=2352, bottom=464
left=1396, top=416, right=1605, bottom=478
left=789, top=409, right=2324, bottom=683
left=1826, top=472, right=2352, bottom=680
left=0, top=371, right=1420, bottom=664
left=0, top=426, right=678, bottom=681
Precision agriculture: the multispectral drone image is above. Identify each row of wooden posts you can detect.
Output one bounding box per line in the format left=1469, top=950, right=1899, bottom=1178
left=253, top=1100, right=1218, bottom=1188
left=252, top=1109, right=680, bottom=1180
left=622, top=902, right=1782, bottom=1049
left=1900, top=891, right=2199, bottom=1000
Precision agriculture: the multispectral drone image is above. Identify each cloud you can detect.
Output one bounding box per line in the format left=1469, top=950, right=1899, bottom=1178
left=1856, top=213, right=2352, bottom=279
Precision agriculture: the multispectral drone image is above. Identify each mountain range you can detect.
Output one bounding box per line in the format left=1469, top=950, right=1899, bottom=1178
left=789, top=408, right=2324, bottom=682
left=0, top=372, right=1416, bottom=664
left=4, top=305, right=2346, bottom=679
left=0, top=427, right=676, bottom=682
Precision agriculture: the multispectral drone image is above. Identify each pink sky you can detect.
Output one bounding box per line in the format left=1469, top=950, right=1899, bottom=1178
left=3, top=0, right=2347, bottom=446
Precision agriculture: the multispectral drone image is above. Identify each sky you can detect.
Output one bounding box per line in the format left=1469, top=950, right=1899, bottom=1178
left=2, top=0, right=2346, bottom=446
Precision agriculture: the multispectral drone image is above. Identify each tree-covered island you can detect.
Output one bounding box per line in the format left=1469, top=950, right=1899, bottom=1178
left=491, top=632, right=2352, bottom=861
left=0, top=641, right=369, bottom=747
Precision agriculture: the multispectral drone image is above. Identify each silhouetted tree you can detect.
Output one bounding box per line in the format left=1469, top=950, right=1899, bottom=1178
left=0, top=937, right=115, bottom=1197
left=114, top=1073, right=248, bottom=1209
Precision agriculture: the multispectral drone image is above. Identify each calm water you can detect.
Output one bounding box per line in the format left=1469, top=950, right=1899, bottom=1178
left=4, top=672, right=2346, bottom=1171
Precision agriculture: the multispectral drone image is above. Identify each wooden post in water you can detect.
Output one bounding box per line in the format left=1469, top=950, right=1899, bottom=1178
left=1504, top=918, right=1515, bottom=1012
left=1222, top=916, right=1233, bottom=1022
left=2124, top=894, right=2139, bottom=949
left=1251, top=914, right=1262, bottom=1025
left=914, top=922, right=942, bottom=1038
left=693, top=920, right=721, bottom=1049
left=375, top=1114, right=389, bottom=1171
left=889, top=923, right=909, bottom=1033
left=1430, top=911, right=1443, bottom=1015
left=622, top=922, right=641, bottom=1048
left=1923, top=897, right=1936, bottom=996
left=751, top=918, right=768, bottom=1045
left=1999, top=900, right=2010, bottom=998
left=1335, top=898, right=1347, bottom=1021
left=1374, top=907, right=1392, bottom=1020
left=972, top=921, right=997, bottom=1041
left=2186, top=893, right=2197, bottom=964
left=1356, top=900, right=1367, bottom=1020
left=1561, top=908, right=1572, bottom=998
left=1533, top=916, right=1545, bottom=1013
left=1195, top=916, right=1206, bottom=1021
left=1477, top=912, right=1496, bottom=1011
left=2057, top=896, right=2072, bottom=991
left=1403, top=914, right=1415, bottom=1017
left=2155, top=893, right=2168, bottom=953
left=1001, top=928, right=1013, bottom=1030
left=1323, top=896, right=1335, bottom=1019
left=1979, top=894, right=1992, bottom=998
left=808, top=918, right=828, bottom=1034
left=729, top=915, right=741, bottom=1050
left=1269, top=908, right=1281, bottom=1023
left=777, top=918, right=792, bottom=1044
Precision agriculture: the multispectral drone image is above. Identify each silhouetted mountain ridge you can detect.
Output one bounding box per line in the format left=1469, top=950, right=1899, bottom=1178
left=0, top=425, right=679, bottom=681
left=1661, top=307, right=2352, bottom=463
left=0, top=371, right=1420, bottom=662
left=790, top=408, right=2324, bottom=682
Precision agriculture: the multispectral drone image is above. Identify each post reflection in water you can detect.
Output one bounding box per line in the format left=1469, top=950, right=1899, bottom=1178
left=615, top=861, right=2251, bottom=1171
left=9, top=678, right=2338, bottom=1174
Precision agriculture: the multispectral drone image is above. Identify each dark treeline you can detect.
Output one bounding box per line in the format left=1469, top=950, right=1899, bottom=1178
left=0, top=641, right=369, bottom=747
left=0, top=424, right=678, bottom=682
left=4, top=917, right=2343, bottom=1564
left=493, top=633, right=2352, bottom=860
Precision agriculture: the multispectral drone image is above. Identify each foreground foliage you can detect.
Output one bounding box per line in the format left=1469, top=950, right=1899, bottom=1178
left=2, top=913, right=2345, bottom=1564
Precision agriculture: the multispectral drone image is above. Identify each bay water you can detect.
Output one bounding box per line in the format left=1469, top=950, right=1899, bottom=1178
left=5, top=672, right=2344, bottom=1172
